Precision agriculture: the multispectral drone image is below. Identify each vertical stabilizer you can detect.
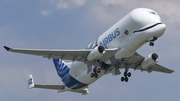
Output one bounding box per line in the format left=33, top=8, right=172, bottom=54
left=53, top=59, right=70, bottom=78
left=28, top=74, right=34, bottom=89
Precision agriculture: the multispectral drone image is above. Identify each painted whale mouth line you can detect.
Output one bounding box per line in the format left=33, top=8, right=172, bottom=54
left=133, top=23, right=162, bottom=33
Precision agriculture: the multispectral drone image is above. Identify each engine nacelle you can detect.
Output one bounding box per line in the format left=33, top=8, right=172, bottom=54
left=141, top=53, right=159, bottom=69
left=87, top=46, right=106, bottom=61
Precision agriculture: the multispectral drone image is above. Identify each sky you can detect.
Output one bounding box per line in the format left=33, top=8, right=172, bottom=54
left=0, top=0, right=180, bottom=101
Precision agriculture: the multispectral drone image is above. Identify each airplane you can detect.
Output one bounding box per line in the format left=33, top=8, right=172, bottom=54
left=4, top=8, right=174, bottom=95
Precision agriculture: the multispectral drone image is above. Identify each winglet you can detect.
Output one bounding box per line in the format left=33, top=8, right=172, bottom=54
left=171, top=69, right=174, bottom=73
left=28, top=74, right=34, bottom=89
left=4, top=46, right=11, bottom=51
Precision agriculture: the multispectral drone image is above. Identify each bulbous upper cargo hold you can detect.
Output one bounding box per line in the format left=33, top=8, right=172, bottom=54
left=129, top=8, right=161, bottom=28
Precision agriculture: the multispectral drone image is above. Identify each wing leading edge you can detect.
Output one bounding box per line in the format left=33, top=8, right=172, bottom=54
left=4, top=46, right=119, bottom=62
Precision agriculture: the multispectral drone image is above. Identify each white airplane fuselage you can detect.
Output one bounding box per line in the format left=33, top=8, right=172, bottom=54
left=60, top=8, right=166, bottom=91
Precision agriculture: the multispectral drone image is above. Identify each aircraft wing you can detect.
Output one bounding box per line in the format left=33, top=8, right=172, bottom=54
left=4, top=46, right=118, bottom=62
left=121, top=53, right=174, bottom=73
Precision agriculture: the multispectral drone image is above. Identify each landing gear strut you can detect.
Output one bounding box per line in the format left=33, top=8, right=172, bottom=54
left=121, top=64, right=131, bottom=82
left=149, top=37, right=157, bottom=46
left=90, top=67, right=101, bottom=78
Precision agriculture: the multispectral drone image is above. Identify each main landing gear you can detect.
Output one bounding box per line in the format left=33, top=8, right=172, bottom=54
left=121, top=64, right=131, bottom=82
left=121, top=71, right=131, bottom=82
left=149, top=37, right=157, bottom=46
left=90, top=67, right=101, bottom=78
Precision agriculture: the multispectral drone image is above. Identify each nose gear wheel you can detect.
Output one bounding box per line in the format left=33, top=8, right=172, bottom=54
left=149, top=37, right=157, bottom=46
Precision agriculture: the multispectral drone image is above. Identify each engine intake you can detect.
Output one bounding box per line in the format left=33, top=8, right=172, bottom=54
left=141, top=53, right=159, bottom=69
left=87, top=46, right=106, bottom=61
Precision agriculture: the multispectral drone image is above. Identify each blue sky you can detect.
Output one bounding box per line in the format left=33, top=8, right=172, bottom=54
left=1, top=0, right=180, bottom=101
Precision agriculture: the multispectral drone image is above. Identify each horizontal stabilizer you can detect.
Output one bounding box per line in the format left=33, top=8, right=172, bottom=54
left=71, top=88, right=89, bottom=95
left=34, top=84, right=65, bottom=90
left=28, top=74, right=65, bottom=90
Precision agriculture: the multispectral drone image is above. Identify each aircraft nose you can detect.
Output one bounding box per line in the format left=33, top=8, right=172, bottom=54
left=142, top=23, right=166, bottom=39
left=155, top=23, right=166, bottom=37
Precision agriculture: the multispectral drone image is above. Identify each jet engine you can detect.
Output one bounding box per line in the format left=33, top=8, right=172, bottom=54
left=87, top=46, right=106, bottom=61
left=141, top=53, right=159, bottom=69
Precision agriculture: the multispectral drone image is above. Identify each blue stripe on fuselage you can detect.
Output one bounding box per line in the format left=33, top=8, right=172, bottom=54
left=62, top=74, right=88, bottom=89
left=53, top=59, right=88, bottom=89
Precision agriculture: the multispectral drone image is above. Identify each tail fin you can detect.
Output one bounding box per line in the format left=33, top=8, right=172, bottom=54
left=28, top=74, right=34, bottom=89
left=53, top=59, right=70, bottom=78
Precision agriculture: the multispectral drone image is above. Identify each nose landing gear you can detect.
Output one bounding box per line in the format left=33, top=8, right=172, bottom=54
left=149, top=42, right=154, bottom=46
left=149, top=37, right=157, bottom=46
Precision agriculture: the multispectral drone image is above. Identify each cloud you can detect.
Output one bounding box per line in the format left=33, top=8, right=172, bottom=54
left=39, top=0, right=87, bottom=16
left=48, top=0, right=87, bottom=9
left=72, top=0, right=87, bottom=6
left=56, top=1, right=69, bottom=9
left=40, top=10, right=50, bottom=16
left=99, top=0, right=126, bottom=6
left=98, top=0, right=180, bottom=24
left=39, top=0, right=180, bottom=24
left=41, top=0, right=180, bottom=24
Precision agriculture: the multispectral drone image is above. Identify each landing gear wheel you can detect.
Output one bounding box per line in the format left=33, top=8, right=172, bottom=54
left=151, top=43, right=154, bottom=46
left=93, top=67, right=98, bottom=73
left=149, top=42, right=154, bottom=46
left=125, top=77, right=128, bottom=82
left=121, top=77, right=125, bottom=82
left=91, top=67, right=100, bottom=78
left=94, top=73, right=98, bottom=78
left=149, top=37, right=157, bottom=46
left=93, top=67, right=96, bottom=73
left=127, top=72, right=131, bottom=77
left=97, top=68, right=101, bottom=73
left=90, top=73, right=94, bottom=78
left=122, top=72, right=131, bottom=82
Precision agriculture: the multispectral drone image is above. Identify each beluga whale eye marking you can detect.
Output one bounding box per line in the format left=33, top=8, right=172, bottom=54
left=149, top=11, right=157, bottom=15
left=124, top=30, right=129, bottom=35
